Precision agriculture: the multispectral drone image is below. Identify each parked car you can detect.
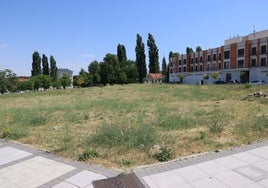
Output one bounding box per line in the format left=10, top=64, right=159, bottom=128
left=250, top=80, right=266, bottom=85
left=228, top=80, right=240, bottom=84
left=214, top=80, right=226, bottom=84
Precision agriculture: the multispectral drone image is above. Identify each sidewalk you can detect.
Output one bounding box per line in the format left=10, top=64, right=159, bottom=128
left=0, top=139, right=268, bottom=187
left=134, top=140, right=268, bottom=188
left=0, top=139, right=120, bottom=188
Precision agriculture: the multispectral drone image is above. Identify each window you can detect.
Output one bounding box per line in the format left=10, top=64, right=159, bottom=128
left=199, top=65, right=203, bottom=71
left=261, top=45, right=266, bottom=54
left=191, top=58, right=194, bottom=64
left=207, top=64, right=210, bottom=70
left=251, top=59, right=256, bottom=67
left=195, top=57, right=198, bottom=63
left=212, top=63, right=217, bottom=70
left=261, top=58, right=266, bottom=66
left=178, top=67, right=181, bottom=72
left=213, top=54, right=216, bottom=61
left=191, top=66, right=193, bottom=71
left=238, top=49, right=244, bottom=57
left=207, top=55, right=211, bottom=61
left=219, top=63, right=221, bottom=69
left=224, top=51, right=230, bottom=59
left=238, top=60, right=244, bottom=68
left=219, top=53, right=221, bottom=60
left=224, top=61, right=230, bottom=69
left=183, top=59, right=186, bottom=65
left=195, top=66, right=198, bottom=71
left=183, top=67, right=186, bottom=72
left=251, top=47, right=256, bottom=55
left=179, top=60, right=182, bottom=65
left=200, top=56, right=203, bottom=62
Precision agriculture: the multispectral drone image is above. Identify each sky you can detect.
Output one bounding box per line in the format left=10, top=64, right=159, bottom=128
left=1, top=0, right=268, bottom=76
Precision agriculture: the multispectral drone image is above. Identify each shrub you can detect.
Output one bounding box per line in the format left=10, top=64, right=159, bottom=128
left=245, top=83, right=251, bottom=89
left=200, top=131, right=206, bottom=140
left=1, top=125, right=28, bottom=139
left=154, top=147, right=172, bottom=162
left=78, top=149, right=99, bottom=161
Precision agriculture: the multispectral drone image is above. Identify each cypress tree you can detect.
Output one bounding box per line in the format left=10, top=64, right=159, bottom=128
left=147, top=33, right=159, bottom=73
left=135, top=34, right=147, bottom=83
left=31, top=51, right=41, bottom=76
left=42, top=54, right=49, bottom=75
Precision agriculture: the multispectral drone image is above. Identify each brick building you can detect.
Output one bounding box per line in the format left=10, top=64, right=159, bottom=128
left=169, top=30, right=268, bottom=84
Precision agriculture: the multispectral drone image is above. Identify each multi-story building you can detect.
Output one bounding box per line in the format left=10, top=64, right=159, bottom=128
left=169, top=30, right=268, bottom=84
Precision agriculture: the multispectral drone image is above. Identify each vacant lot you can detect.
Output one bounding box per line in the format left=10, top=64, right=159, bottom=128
left=0, top=84, right=268, bottom=170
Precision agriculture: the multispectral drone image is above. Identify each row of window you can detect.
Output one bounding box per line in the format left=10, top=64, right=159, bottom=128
left=176, top=45, right=267, bottom=64
left=173, top=57, right=267, bottom=72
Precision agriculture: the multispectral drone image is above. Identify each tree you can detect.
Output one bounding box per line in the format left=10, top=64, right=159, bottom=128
left=166, top=62, right=170, bottom=83
left=73, top=75, right=85, bottom=87
left=30, top=75, right=41, bottom=91
left=0, top=69, right=18, bottom=94
left=103, top=53, right=119, bottom=85
left=135, top=34, right=147, bottom=83
left=42, top=54, right=49, bottom=75
left=203, top=74, right=209, bottom=84
left=196, top=46, right=202, bottom=52
left=161, top=57, right=167, bottom=82
left=178, top=74, right=185, bottom=84
left=88, top=60, right=100, bottom=85
left=50, top=55, right=58, bottom=82
left=186, top=47, right=194, bottom=54
left=60, top=73, right=71, bottom=89
left=211, top=72, right=219, bottom=82
left=117, top=44, right=127, bottom=68
left=100, top=61, right=111, bottom=86
left=31, top=51, right=41, bottom=76
left=124, top=60, right=139, bottom=83
left=147, top=33, right=159, bottom=73
left=78, top=69, right=91, bottom=87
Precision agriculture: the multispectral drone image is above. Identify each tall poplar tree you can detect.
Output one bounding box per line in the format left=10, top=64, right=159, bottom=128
left=42, top=54, right=49, bottom=75
left=135, top=34, right=147, bottom=83
left=31, top=51, right=41, bottom=76
left=147, top=33, right=159, bottom=73
left=161, top=57, right=167, bottom=78
left=117, top=44, right=127, bottom=68
left=49, top=55, right=58, bottom=82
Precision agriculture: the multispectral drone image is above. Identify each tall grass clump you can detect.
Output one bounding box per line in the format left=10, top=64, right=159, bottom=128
left=88, top=124, right=157, bottom=148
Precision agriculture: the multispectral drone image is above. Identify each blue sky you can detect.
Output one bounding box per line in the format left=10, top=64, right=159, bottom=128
left=1, top=0, right=268, bottom=76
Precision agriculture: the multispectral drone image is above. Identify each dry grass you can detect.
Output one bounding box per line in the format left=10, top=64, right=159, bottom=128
left=0, top=84, right=268, bottom=171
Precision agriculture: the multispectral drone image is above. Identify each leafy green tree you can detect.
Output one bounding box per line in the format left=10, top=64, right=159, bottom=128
left=30, top=76, right=41, bottom=91
left=39, top=75, right=52, bottom=90
left=186, top=47, right=194, bottom=54
left=135, top=34, right=147, bottom=83
left=166, top=62, right=170, bottom=83
left=147, top=33, right=159, bottom=73
left=17, top=80, right=33, bottom=91
left=124, top=60, right=139, bottom=83
left=42, top=54, right=49, bottom=75
left=203, top=74, right=209, bottom=84
left=118, top=70, right=127, bottom=84
left=73, top=75, right=85, bottom=87
left=88, top=60, right=100, bottom=85
left=99, top=61, right=111, bottom=86
left=103, top=53, right=119, bottom=85
left=50, top=55, right=58, bottom=82
left=0, top=69, right=18, bottom=94
left=161, top=57, right=167, bottom=82
left=78, top=69, right=91, bottom=87
left=60, top=73, right=71, bottom=89
left=31, top=51, right=41, bottom=76
left=196, top=46, right=202, bottom=52
left=117, top=44, right=127, bottom=68
left=178, top=74, right=185, bottom=83
left=211, top=72, right=219, bottom=82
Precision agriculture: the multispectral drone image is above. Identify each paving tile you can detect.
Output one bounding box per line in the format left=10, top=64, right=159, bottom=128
left=0, top=156, right=75, bottom=188
left=0, top=147, right=32, bottom=165
left=249, top=148, right=268, bottom=159
left=258, top=178, right=268, bottom=187
left=190, top=176, right=228, bottom=188
left=142, top=176, right=160, bottom=188
left=65, top=170, right=106, bottom=187
left=232, top=151, right=263, bottom=163
left=145, top=170, right=188, bottom=187
left=214, top=170, right=255, bottom=187
left=252, top=160, right=268, bottom=172
left=174, top=165, right=209, bottom=182
left=52, top=181, right=78, bottom=188
left=196, top=160, right=228, bottom=175
left=214, top=156, right=247, bottom=169
left=235, top=165, right=267, bottom=181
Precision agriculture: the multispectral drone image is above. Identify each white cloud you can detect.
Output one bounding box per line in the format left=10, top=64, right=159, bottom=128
left=0, top=44, right=7, bottom=49
left=81, top=53, right=96, bottom=59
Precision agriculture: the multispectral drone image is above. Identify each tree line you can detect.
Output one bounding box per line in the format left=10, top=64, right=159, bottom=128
left=74, top=33, right=169, bottom=87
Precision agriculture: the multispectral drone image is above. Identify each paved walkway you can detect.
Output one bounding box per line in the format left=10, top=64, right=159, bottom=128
left=0, top=139, right=268, bottom=187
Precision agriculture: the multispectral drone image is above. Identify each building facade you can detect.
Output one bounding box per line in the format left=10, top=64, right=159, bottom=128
left=169, top=30, right=268, bottom=84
